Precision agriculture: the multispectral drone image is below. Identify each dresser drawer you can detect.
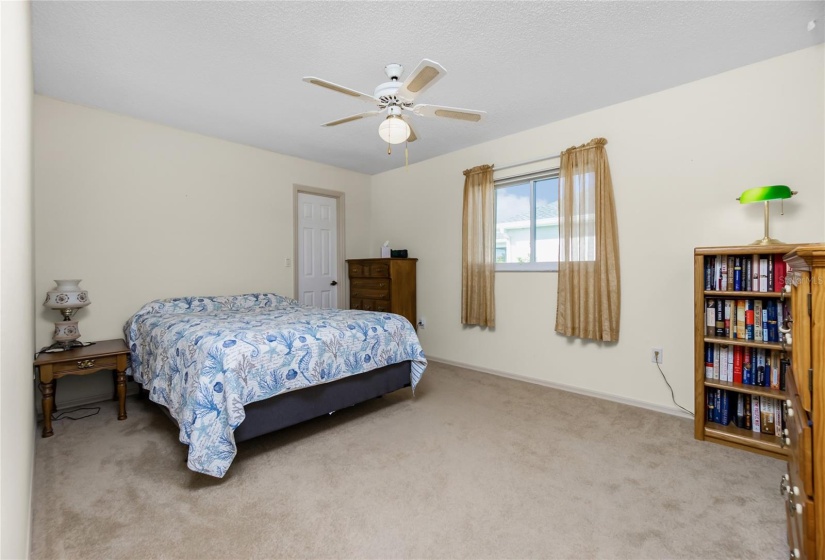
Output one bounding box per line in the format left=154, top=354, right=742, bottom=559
left=350, top=298, right=391, bottom=312
left=786, top=468, right=816, bottom=558
left=52, top=354, right=118, bottom=377
left=785, top=372, right=814, bottom=498
left=348, top=262, right=390, bottom=278
left=351, top=282, right=390, bottom=300
left=351, top=278, right=390, bottom=290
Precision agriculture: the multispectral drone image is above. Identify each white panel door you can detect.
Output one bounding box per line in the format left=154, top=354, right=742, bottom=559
left=297, top=193, right=338, bottom=309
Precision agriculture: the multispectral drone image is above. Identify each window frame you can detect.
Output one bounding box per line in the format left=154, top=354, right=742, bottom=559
left=494, top=169, right=560, bottom=273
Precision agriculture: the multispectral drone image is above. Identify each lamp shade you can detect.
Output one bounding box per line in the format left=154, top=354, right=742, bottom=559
left=43, top=279, right=90, bottom=309
left=738, top=185, right=793, bottom=204
left=378, top=116, right=410, bottom=145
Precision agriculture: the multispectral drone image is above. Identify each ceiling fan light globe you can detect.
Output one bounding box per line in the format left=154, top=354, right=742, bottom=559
left=378, top=116, right=410, bottom=144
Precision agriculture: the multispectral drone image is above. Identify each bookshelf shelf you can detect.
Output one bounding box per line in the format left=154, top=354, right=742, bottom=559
left=703, top=422, right=787, bottom=459
left=702, top=336, right=787, bottom=351
left=704, top=379, right=786, bottom=400
left=694, top=244, right=794, bottom=460
left=703, top=290, right=786, bottom=298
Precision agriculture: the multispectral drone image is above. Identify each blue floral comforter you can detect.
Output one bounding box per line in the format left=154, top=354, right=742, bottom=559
left=124, top=293, right=427, bottom=477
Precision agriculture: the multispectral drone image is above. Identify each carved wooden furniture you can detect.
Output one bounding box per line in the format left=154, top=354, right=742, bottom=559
left=781, top=245, right=824, bottom=560
left=34, top=338, right=130, bottom=437
left=346, top=258, right=418, bottom=328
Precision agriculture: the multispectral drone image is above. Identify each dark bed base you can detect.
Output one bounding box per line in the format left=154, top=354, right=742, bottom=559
left=235, top=361, right=412, bottom=442
left=146, top=361, right=412, bottom=444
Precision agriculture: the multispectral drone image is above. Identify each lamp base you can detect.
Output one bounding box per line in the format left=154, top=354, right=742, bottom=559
left=750, top=236, right=785, bottom=246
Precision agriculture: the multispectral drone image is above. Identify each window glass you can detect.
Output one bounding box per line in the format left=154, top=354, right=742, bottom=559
left=495, top=172, right=559, bottom=269
left=495, top=183, right=531, bottom=264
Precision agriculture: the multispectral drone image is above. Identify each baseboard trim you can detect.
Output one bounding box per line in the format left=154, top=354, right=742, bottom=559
left=427, top=356, right=693, bottom=420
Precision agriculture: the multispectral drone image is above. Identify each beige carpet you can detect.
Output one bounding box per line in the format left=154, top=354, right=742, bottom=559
left=31, top=362, right=787, bottom=559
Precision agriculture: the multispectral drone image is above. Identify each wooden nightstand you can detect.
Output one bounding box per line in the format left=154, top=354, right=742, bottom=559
left=34, top=338, right=130, bottom=437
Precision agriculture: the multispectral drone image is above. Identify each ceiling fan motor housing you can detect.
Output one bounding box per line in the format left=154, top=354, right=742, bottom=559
left=384, top=63, right=403, bottom=80
left=374, top=81, right=401, bottom=100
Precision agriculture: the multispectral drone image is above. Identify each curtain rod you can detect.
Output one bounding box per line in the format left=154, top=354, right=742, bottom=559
left=493, top=154, right=561, bottom=173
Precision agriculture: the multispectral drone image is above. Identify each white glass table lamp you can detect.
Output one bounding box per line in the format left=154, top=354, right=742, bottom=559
left=43, top=279, right=90, bottom=350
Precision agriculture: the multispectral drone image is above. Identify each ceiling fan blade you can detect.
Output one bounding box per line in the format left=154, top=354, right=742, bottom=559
left=303, top=77, right=378, bottom=104
left=396, top=59, right=446, bottom=102
left=322, top=111, right=380, bottom=127
left=401, top=116, right=418, bottom=142
left=412, top=104, right=485, bottom=122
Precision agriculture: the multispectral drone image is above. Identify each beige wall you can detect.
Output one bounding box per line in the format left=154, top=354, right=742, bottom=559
left=33, top=96, right=372, bottom=404
left=370, top=45, right=825, bottom=414
left=1, top=1, right=35, bottom=558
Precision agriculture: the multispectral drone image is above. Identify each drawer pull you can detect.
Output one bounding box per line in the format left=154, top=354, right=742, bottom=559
left=77, top=359, right=95, bottom=369
left=791, top=548, right=800, bottom=559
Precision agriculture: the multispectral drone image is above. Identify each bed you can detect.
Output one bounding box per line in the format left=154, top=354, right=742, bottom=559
left=124, top=293, right=427, bottom=477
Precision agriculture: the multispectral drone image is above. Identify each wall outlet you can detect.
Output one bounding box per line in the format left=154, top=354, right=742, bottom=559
left=417, top=317, right=425, bottom=329
left=284, top=257, right=291, bottom=268
left=651, top=347, right=663, bottom=364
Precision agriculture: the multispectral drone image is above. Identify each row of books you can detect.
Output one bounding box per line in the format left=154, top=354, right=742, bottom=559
left=703, top=254, right=787, bottom=293
left=704, top=343, right=788, bottom=390
left=706, top=389, right=785, bottom=435
left=704, top=298, right=787, bottom=343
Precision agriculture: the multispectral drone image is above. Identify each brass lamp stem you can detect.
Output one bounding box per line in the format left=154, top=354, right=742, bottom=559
left=752, top=200, right=783, bottom=245
left=59, top=308, right=77, bottom=321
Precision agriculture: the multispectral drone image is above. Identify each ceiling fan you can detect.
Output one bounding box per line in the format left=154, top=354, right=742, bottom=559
left=303, top=59, right=486, bottom=148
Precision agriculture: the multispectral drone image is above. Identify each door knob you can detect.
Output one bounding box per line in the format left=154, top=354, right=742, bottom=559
left=330, top=280, right=338, bottom=286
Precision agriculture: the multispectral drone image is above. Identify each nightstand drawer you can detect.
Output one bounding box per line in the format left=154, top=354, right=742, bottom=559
left=52, top=354, right=118, bottom=376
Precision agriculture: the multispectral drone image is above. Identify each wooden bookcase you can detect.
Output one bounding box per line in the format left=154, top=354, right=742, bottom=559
left=780, top=245, right=824, bottom=560
left=694, top=244, right=798, bottom=460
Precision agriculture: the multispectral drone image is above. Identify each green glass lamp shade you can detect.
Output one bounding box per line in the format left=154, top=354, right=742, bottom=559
left=736, top=185, right=797, bottom=246
left=738, top=185, right=793, bottom=204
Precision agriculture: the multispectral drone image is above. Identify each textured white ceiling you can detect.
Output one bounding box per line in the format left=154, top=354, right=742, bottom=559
left=32, top=1, right=824, bottom=175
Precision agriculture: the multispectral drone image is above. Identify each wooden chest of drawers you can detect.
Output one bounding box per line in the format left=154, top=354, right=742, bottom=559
left=782, top=245, right=824, bottom=560
left=346, top=258, right=417, bottom=329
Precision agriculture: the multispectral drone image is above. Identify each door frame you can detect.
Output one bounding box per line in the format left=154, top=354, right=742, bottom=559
left=293, top=185, right=346, bottom=307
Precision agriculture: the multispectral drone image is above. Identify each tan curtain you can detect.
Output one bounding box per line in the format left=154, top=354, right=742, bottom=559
left=555, top=138, right=620, bottom=342
left=461, top=164, right=496, bottom=327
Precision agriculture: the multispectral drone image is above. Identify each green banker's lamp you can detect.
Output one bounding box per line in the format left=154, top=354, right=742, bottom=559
left=737, top=185, right=798, bottom=246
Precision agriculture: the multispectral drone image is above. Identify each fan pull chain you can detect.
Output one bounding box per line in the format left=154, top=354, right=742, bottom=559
left=405, top=140, right=408, bottom=169
left=387, top=142, right=391, bottom=155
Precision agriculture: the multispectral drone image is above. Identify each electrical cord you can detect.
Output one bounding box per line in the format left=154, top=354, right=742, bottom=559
left=52, top=406, right=100, bottom=422
left=654, top=355, right=694, bottom=416
left=34, top=341, right=96, bottom=360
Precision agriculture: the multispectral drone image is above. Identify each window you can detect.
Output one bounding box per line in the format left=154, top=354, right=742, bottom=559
left=495, top=171, right=560, bottom=271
